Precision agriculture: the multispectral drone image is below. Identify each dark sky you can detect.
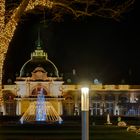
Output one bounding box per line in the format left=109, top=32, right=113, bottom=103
left=4, top=2, right=139, bottom=84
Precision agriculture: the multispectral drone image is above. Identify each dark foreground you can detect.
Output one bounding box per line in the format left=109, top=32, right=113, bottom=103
left=0, top=122, right=140, bottom=140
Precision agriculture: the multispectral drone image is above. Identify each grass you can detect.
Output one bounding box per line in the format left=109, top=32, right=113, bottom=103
left=0, top=123, right=140, bottom=140
left=90, top=125, right=140, bottom=140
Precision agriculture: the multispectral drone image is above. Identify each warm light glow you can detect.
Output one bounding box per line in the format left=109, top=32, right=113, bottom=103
left=81, top=87, right=89, bottom=94
left=104, top=85, right=115, bottom=90
left=25, top=0, right=53, bottom=11
left=92, top=85, right=103, bottom=90
left=81, top=87, right=89, bottom=111
left=119, top=85, right=129, bottom=90
left=0, top=0, right=5, bottom=31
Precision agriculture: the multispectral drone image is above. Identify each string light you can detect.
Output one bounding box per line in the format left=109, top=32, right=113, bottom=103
left=0, top=0, right=54, bottom=97
left=0, top=0, right=6, bottom=98
left=0, top=0, right=5, bottom=31
left=25, top=0, right=53, bottom=11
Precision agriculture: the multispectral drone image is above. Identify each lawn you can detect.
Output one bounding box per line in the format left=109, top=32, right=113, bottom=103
left=0, top=123, right=140, bottom=140
left=90, top=125, right=140, bottom=140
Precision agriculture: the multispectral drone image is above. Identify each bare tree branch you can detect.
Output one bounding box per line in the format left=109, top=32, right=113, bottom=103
left=5, top=0, right=135, bottom=22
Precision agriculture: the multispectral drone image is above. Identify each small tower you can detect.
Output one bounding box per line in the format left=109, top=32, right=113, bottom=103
left=19, top=29, right=59, bottom=78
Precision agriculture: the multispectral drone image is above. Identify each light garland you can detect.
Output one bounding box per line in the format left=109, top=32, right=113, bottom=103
left=25, top=0, right=53, bottom=11
left=0, top=0, right=5, bottom=31
left=0, top=2, right=20, bottom=97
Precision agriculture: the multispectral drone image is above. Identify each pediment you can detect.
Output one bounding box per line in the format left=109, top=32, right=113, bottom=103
left=31, top=67, right=48, bottom=80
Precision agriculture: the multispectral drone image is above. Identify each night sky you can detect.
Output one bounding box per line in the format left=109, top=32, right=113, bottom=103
left=4, top=2, right=139, bottom=85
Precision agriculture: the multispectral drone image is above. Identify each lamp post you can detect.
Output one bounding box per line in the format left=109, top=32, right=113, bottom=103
left=81, top=87, right=89, bottom=140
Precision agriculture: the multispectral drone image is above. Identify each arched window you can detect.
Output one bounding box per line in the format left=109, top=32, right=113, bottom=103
left=31, top=86, right=47, bottom=96
left=2, top=91, right=16, bottom=115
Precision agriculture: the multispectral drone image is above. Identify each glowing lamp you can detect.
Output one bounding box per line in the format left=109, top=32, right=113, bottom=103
left=81, top=87, right=89, bottom=111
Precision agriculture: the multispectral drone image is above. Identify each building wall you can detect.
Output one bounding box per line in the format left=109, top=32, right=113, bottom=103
left=1, top=83, right=140, bottom=117
left=21, top=100, right=30, bottom=114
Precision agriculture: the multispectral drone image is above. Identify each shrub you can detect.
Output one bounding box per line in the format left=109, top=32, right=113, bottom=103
left=127, top=125, right=137, bottom=132
left=118, top=121, right=127, bottom=127
left=136, top=128, right=140, bottom=135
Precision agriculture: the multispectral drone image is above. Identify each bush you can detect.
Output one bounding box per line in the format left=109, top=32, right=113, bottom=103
left=127, top=125, right=137, bottom=132
left=136, top=128, right=140, bottom=135
left=118, top=121, right=127, bottom=127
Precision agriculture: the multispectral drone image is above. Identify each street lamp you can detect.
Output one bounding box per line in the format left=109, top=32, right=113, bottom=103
left=81, top=87, right=89, bottom=140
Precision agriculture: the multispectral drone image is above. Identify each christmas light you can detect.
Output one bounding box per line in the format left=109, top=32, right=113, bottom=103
left=25, top=0, right=53, bottom=11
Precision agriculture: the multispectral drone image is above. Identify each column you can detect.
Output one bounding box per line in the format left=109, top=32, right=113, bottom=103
left=16, top=100, right=19, bottom=115
left=90, top=95, right=93, bottom=116
left=114, top=94, right=119, bottom=115
left=100, top=94, right=105, bottom=115
left=130, top=92, right=136, bottom=103
left=1, top=102, right=6, bottom=115
left=58, top=101, right=63, bottom=115
left=16, top=100, right=21, bottom=115
left=74, top=91, right=79, bottom=116
left=26, top=80, right=30, bottom=97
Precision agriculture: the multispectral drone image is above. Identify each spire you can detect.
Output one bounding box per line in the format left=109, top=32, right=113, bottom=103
left=31, top=27, right=48, bottom=60
left=36, top=27, right=41, bottom=50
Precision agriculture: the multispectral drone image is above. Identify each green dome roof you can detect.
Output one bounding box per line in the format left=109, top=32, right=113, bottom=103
left=19, top=45, right=59, bottom=77
left=20, top=59, right=59, bottom=77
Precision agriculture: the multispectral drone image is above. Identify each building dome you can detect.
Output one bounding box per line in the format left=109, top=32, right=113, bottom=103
left=19, top=36, right=59, bottom=77
left=20, top=59, right=59, bottom=77
left=20, top=32, right=59, bottom=77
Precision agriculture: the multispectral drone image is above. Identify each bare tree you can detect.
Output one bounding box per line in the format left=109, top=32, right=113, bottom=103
left=5, top=0, right=135, bottom=23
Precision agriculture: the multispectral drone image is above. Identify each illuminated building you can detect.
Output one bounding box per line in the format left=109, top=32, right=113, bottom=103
left=1, top=36, right=140, bottom=117
left=0, top=0, right=138, bottom=119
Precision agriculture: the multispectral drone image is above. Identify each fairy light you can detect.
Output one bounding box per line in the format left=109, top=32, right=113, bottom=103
left=0, top=1, right=19, bottom=96
left=25, top=0, right=53, bottom=11
left=0, top=1, right=5, bottom=92
left=0, top=0, right=5, bottom=31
